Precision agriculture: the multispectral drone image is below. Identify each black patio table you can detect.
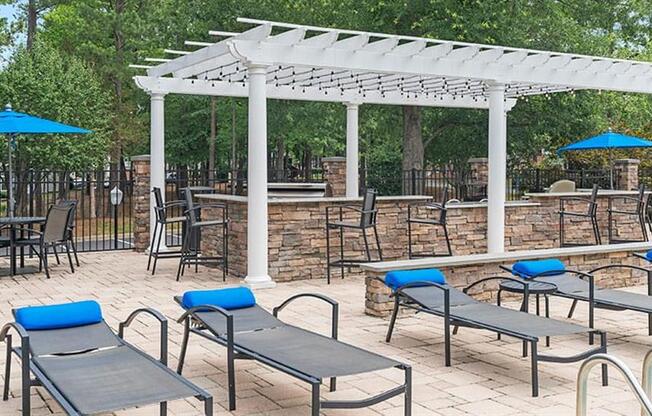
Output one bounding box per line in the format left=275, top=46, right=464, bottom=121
left=0, top=216, right=46, bottom=276
left=497, top=279, right=558, bottom=351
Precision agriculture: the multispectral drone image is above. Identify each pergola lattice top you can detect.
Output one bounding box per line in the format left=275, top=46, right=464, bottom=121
left=135, top=17, right=652, bottom=109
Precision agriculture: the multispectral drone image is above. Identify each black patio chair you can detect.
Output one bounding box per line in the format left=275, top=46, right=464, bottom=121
left=607, top=184, right=648, bottom=243
left=407, top=187, right=453, bottom=258
left=380, top=268, right=608, bottom=397
left=59, top=200, right=79, bottom=267
left=175, top=286, right=411, bottom=416
left=147, top=187, right=186, bottom=275
left=504, top=259, right=652, bottom=337
left=14, top=203, right=76, bottom=279
left=559, top=184, right=601, bottom=247
left=177, top=187, right=228, bottom=281
left=325, top=188, right=383, bottom=283
left=1, top=300, right=212, bottom=415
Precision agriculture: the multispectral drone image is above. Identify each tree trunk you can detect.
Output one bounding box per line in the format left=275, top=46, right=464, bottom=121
left=402, top=106, right=424, bottom=194
left=89, top=173, right=96, bottom=219
left=208, top=97, right=216, bottom=182
left=276, top=136, right=285, bottom=181
left=110, top=0, right=125, bottom=172
left=402, top=106, right=424, bottom=170
left=303, top=149, right=312, bottom=181
left=94, top=170, right=103, bottom=218
left=26, top=0, right=37, bottom=50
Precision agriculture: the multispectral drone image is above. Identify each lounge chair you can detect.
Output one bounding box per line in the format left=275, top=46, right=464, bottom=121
left=1, top=300, right=213, bottom=416
left=175, top=286, right=411, bottom=416
left=380, top=268, right=607, bottom=397
left=501, top=258, right=652, bottom=336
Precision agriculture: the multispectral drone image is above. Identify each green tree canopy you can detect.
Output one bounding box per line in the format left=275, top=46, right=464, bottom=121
left=0, top=41, right=111, bottom=170
left=4, top=0, right=652, bottom=175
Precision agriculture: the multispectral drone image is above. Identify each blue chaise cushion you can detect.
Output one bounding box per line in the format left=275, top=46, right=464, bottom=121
left=182, top=286, right=256, bottom=310
left=385, top=268, right=447, bottom=291
left=512, top=259, right=566, bottom=279
left=646, top=250, right=652, bottom=262
left=15, top=300, right=103, bottom=331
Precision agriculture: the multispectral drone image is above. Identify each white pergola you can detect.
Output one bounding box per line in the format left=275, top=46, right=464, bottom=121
left=133, top=17, right=652, bottom=288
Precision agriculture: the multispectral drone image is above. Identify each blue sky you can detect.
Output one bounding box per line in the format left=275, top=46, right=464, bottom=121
left=0, top=3, right=17, bottom=66
left=1, top=4, right=15, bottom=21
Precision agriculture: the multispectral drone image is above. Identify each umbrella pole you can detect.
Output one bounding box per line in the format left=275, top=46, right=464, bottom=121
left=609, top=148, right=614, bottom=190
left=7, top=134, right=14, bottom=217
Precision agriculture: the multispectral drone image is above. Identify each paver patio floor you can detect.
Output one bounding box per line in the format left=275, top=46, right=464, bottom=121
left=0, top=251, right=649, bottom=415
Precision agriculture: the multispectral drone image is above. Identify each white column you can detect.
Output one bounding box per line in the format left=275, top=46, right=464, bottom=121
left=487, top=82, right=507, bottom=253
left=345, top=102, right=360, bottom=197
left=245, top=64, right=275, bottom=288
left=149, top=92, right=167, bottom=251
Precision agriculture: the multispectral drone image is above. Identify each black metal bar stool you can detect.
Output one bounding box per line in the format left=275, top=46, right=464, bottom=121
left=325, top=188, right=382, bottom=284
left=559, top=184, right=601, bottom=247
left=147, top=187, right=186, bottom=275
left=407, top=188, right=453, bottom=258
left=177, top=187, right=229, bottom=281
left=608, top=184, right=648, bottom=243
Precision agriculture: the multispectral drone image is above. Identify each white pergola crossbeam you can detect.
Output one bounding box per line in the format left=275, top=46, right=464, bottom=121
left=164, top=49, right=191, bottom=55
left=184, top=40, right=213, bottom=46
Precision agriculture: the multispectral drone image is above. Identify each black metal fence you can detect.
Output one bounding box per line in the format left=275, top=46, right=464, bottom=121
left=161, top=167, right=324, bottom=246
left=508, top=168, right=614, bottom=199
left=639, top=168, right=652, bottom=188
left=399, top=168, right=486, bottom=202
left=164, top=167, right=323, bottom=197
left=3, top=169, right=133, bottom=252
left=364, top=166, right=614, bottom=201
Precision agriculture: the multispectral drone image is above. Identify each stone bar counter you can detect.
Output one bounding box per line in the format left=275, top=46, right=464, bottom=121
left=410, top=189, right=648, bottom=255
left=197, top=189, right=647, bottom=282
left=524, top=189, right=648, bottom=246
left=197, top=194, right=431, bottom=282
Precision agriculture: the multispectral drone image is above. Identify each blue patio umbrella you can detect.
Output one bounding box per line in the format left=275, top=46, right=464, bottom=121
left=0, top=104, right=91, bottom=216
left=558, top=130, right=652, bottom=189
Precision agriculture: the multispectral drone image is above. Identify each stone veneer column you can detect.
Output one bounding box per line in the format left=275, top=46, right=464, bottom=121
left=614, top=159, right=640, bottom=190
left=468, top=157, right=489, bottom=184
left=322, top=157, right=347, bottom=197
left=131, top=155, right=151, bottom=252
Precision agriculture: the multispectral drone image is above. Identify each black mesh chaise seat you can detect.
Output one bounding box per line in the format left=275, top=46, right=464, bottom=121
left=502, top=259, right=652, bottom=336
left=175, top=288, right=412, bottom=416
left=380, top=270, right=607, bottom=397
left=1, top=301, right=212, bottom=416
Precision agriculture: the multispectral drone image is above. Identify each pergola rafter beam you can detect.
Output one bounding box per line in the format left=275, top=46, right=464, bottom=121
left=149, top=24, right=272, bottom=77
left=134, top=75, right=516, bottom=109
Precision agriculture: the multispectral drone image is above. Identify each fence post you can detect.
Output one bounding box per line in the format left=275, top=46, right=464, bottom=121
left=411, top=168, right=417, bottom=195
left=535, top=169, right=541, bottom=192
left=321, top=157, right=346, bottom=197
left=131, top=155, right=151, bottom=252
left=613, top=159, right=640, bottom=190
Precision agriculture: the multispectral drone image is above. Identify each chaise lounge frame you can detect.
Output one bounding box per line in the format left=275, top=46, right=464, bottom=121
left=382, top=276, right=607, bottom=397
left=175, top=293, right=411, bottom=416
left=1, top=308, right=213, bottom=416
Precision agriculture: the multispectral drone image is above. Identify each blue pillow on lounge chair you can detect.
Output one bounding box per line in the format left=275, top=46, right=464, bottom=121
left=646, top=250, right=652, bottom=262
left=385, top=268, right=446, bottom=291
left=512, top=259, right=566, bottom=279
left=15, top=300, right=103, bottom=331
left=182, top=286, right=256, bottom=310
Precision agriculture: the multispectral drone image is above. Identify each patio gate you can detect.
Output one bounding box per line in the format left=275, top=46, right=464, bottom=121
left=2, top=169, right=134, bottom=253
